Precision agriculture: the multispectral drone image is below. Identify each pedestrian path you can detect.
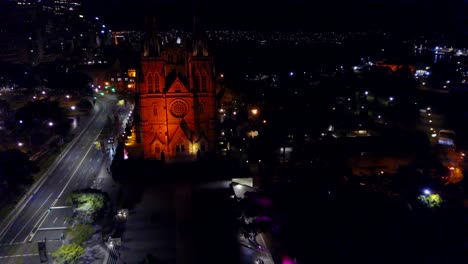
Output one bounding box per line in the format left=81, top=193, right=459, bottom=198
left=232, top=182, right=275, bottom=264
left=107, top=245, right=120, bottom=264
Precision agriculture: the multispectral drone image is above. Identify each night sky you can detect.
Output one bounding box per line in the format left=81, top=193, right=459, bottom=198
left=82, top=0, right=467, bottom=33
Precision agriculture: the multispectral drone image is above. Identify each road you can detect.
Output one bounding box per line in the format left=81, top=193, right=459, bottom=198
left=0, top=95, right=119, bottom=263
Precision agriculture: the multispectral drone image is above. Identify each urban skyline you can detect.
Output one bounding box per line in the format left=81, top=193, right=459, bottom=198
left=80, top=0, right=468, bottom=34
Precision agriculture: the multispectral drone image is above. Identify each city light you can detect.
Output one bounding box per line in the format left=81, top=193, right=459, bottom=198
left=251, top=109, right=258, bottom=115
left=423, top=189, right=431, bottom=195
left=48, top=122, right=54, bottom=127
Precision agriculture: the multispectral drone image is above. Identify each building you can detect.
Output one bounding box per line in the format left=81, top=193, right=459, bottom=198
left=134, top=16, right=217, bottom=161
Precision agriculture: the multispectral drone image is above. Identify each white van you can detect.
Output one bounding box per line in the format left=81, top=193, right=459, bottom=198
left=438, top=129, right=455, bottom=146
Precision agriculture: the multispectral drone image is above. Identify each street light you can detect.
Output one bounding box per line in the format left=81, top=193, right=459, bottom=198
left=48, top=121, right=54, bottom=127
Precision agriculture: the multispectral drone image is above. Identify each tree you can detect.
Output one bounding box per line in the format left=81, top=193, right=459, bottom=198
left=0, top=149, right=33, bottom=194
left=51, top=243, right=84, bottom=264
left=67, top=224, right=94, bottom=245
left=69, top=191, right=107, bottom=224
left=418, top=193, right=443, bottom=208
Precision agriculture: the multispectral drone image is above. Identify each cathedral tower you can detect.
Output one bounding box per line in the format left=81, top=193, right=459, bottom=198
left=134, top=13, right=217, bottom=161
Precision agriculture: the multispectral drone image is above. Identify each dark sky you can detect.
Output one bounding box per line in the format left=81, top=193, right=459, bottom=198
left=82, top=0, right=467, bottom=33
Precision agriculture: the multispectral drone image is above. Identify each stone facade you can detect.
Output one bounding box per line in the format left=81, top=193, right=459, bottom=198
left=135, top=17, right=216, bottom=161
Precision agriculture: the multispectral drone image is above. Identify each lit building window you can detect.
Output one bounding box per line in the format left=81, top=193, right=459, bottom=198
left=128, top=69, right=136, bottom=77
left=201, top=75, right=207, bottom=92
left=147, top=74, right=153, bottom=93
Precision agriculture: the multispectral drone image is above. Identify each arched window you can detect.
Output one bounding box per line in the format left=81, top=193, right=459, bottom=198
left=154, top=74, right=159, bottom=93
left=201, top=75, right=207, bottom=92
left=147, top=74, right=153, bottom=93
left=152, top=103, right=157, bottom=116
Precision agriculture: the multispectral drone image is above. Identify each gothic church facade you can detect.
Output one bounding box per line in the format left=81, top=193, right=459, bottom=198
left=134, top=17, right=217, bottom=161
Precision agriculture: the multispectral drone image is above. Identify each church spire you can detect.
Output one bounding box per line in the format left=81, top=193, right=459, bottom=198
left=143, top=16, right=161, bottom=57
left=192, top=0, right=209, bottom=57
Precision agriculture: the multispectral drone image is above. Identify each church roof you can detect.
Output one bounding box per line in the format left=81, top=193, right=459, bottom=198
left=164, top=71, right=190, bottom=92
left=150, top=132, right=165, bottom=145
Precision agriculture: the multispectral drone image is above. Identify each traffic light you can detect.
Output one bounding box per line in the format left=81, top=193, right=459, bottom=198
left=111, top=87, right=115, bottom=93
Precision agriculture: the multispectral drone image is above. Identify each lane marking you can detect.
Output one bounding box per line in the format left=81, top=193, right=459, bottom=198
left=37, top=227, right=68, bottom=231
left=57, top=128, right=103, bottom=200
left=49, top=206, right=71, bottom=210
left=10, top=192, right=53, bottom=244
left=0, top=104, right=105, bottom=242
left=52, top=217, right=58, bottom=224
left=0, top=253, right=39, bottom=258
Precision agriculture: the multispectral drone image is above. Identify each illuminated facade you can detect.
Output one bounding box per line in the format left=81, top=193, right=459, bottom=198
left=134, top=17, right=217, bottom=161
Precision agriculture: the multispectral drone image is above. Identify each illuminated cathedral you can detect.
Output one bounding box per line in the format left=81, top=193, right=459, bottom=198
left=134, top=16, right=217, bottom=161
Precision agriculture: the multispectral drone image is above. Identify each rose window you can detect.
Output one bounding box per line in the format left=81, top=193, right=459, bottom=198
left=169, top=100, right=189, bottom=118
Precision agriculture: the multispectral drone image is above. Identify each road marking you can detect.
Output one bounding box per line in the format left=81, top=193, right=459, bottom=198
left=0, top=253, right=39, bottom=258
left=0, top=104, right=104, bottom=242
left=57, top=130, right=102, bottom=200
left=50, top=206, right=72, bottom=209
left=52, top=217, right=58, bottom=224
left=37, top=227, right=68, bottom=231
left=10, top=192, right=53, bottom=244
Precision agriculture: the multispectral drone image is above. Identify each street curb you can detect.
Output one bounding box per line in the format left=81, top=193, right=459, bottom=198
left=0, top=103, right=103, bottom=241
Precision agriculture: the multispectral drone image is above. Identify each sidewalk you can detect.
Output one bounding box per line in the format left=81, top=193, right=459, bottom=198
left=231, top=182, right=275, bottom=264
